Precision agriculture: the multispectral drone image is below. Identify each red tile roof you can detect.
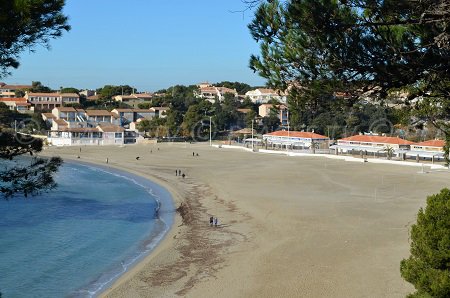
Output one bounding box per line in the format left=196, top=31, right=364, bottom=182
left=0, top=97, right=27, bottom=102
left=265, top=131, right=329, bottom=139
left=55, top=107, right=77, bottom=112
left=339, top=135, right=414, bottom=145
left=85, top=110, right=113, bottom=116
left=98, top=125, right=124, bottom=132
left=414, top=139, right=445, bottom=147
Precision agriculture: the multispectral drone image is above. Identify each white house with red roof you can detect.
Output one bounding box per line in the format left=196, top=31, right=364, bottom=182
left=407, top=139, right=446, bottom=160
left=263, top=131, right=329, bottom=149
left=411, top=139, right=445, bottom=152
left=46, top=107, right=125, bottom=146
left=245, top=88, right=287, bottom=104
left=195, top=83, right=238, bottom=103
left=0, top=83, right=32, bottom=98
left=0, top=97, right=33, bottom=113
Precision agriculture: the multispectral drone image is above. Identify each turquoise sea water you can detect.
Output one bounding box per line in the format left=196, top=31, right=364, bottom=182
left=0, top=161, right=174, bottom=298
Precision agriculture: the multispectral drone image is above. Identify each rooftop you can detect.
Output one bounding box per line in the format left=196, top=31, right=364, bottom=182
left=339, top=135, right=414, bottom=145
left=265, top=131, right=329, bottom=139
left=414, top=139, right=445, bottom=147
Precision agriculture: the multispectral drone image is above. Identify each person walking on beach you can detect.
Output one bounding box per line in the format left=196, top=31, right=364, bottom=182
left=193, top=152, right=195, bottom=157
left=182, top=173, right=185, bottom=179
left=106, top=158, right=108, bottom=164
left=175, top=169, right=178, bottom=176
left=209, top=216, right=214, bottom=226
left=178, top=169, right=181, bottom=176
left=214, top=217, right=218, bottom=227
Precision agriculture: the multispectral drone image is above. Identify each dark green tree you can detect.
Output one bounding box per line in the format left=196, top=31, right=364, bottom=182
left=60, top=87, right=79, bottom=94
left=0, top=0, right=70, bottom=77
left=249, top=0, right=449, bottom=160
left=0, top=130, right=63, bottom=199
left=400, top=188, right=450, bottom=298
left=30, top=81, right=52, bottom=93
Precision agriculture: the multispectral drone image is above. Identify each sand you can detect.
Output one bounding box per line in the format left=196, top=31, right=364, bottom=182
left=41, top=143, right=450, bottom=298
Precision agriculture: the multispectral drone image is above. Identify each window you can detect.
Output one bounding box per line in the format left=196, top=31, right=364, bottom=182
left=115, top=133, right=122, bottom=138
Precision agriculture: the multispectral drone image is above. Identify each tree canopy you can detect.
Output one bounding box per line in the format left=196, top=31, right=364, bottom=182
left=400, top=188, right=450, bottom=297
left=0, top=0, right=70, bottom=77
left=249, top=0, right=449, bottom=158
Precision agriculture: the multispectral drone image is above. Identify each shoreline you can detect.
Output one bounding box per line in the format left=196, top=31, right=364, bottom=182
left=41, top=143, right=450, bottom=297
left=50, top=157, right=183, bottom=298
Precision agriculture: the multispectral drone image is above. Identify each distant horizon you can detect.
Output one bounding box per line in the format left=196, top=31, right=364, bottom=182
left=5, top=0, right=266, bottom=92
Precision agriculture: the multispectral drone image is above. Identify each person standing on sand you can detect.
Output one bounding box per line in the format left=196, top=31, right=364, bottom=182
left=209, top=216, right=214, bottom=226
left=175, top=170, right=177, bottom=176
left=193, top=152, right=195, bottom=156
left=214, top=217, right=218, bottom=227
left=182, top=173, right=185, bottom=179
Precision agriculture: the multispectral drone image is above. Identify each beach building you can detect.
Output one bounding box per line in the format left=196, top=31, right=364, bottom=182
left=263, top=131, right=329, bottom=149
left=407, top=139, right=446, bottom=160
left=0, top=83, right=32, bottom=98
left=245, top=88, right=287, bottom=104
left=332, top=134, right=414, bottom=158
left=48, top=125, right=125, bottom=146
left=46, top=107, right=127, bottom=146
left=0, top=97, right=33, bottom=113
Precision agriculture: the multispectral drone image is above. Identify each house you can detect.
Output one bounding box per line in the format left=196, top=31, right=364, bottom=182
left=245, top=88, right=287, bottom=104
left=85, top=110, right=115, bottom=123
left=114, top=93, right=153, bottom=102
left=111, top=109, right=156, bottom=127
left=25, top=92, right=80, bottom=110
left=263, top=131, right=330, bottom=149
left=0, top=97, right=33, bottom=113
left=258, top=104, right=289, bottom=126
left=133, top=109, right=155, bottom=121
left=195, top=83, right=238, bottom=103
left=48, top=125, right=124, bottom=146
left=150, top=107, right=169, bottom=118
left=111, top=109, right=135, bottom=126
left=42, top=113, right=57, bottom=125
left=0, top=83, right=32, bottom=98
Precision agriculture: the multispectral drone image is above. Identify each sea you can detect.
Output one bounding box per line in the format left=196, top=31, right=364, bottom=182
left=0, top=160, right=174, bottom=298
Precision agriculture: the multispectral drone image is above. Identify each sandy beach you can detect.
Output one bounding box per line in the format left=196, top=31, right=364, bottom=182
left=41, top=143, right=449, bottom=298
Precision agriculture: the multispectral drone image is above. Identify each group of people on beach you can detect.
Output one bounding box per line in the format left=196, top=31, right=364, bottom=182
left=175, top=169, right=185, bottom=178
left=192, top=152, right=199, bottom=157
left=209, top=216, right=219, bottom=227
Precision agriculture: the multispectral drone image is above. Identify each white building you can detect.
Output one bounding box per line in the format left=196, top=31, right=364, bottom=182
left=0, top=83, right=32, bottom=98
left=263, top=131, right=329, bottom=149
left=46, top=107, right=126, bottom=146
left=195, top=83, right=238, bottom=103
left=245, top=88, right=287, bottom=104
left=25, top=92, right=79, bottom=110
left=0, top=97, right=33, bottom=113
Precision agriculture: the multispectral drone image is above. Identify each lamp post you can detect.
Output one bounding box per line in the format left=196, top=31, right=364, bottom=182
left=209, top=116, right=212, bottom=146
left=251, top=118, right=254, bottom=150
left=287, top=108, right=290, bottom=152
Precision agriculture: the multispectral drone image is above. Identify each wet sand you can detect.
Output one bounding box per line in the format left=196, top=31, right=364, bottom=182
left=41, top=143, right=450, bottom=297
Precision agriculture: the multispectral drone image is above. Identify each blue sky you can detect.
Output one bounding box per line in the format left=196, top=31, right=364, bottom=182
left=6, top=0, right=265, bottom=92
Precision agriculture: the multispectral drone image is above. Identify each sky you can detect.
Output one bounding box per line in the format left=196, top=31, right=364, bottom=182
left=6, top=0, right=265, bottom=92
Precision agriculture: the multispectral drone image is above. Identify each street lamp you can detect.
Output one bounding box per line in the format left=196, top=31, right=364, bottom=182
left=209, top=116, right=212, bottom=146
left=251, top=118, right=254, bottom=150
left=287, top=108, right=290, bottom=152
